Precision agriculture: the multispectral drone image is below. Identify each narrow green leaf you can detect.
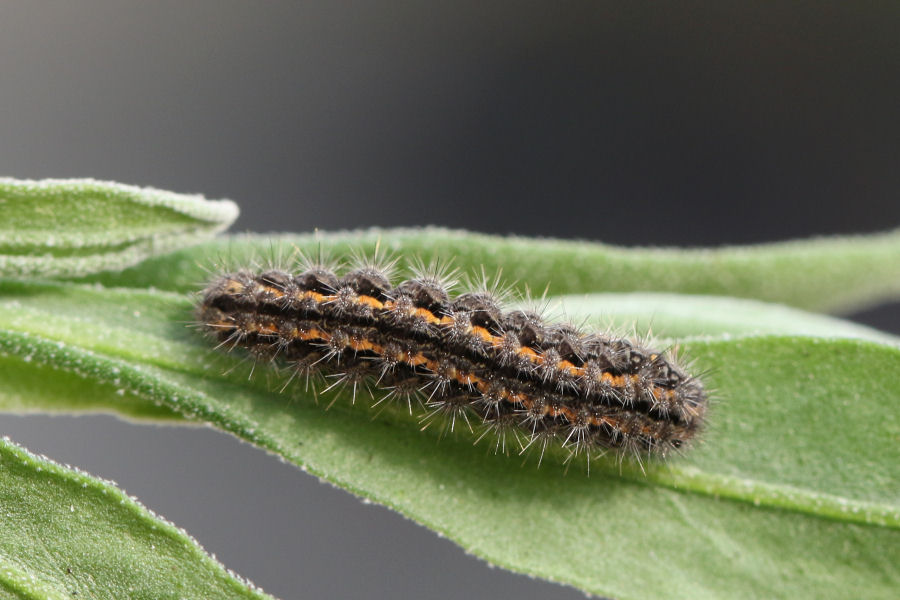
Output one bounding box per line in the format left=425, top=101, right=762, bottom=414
left=1, top=280, right=897, bottom=600
left=0, top=436, right=275, bottom=600
left=0, top=178, right=238, bottom=278
left=552, top=292, right=900, bottom=342
left=81, top=227, right=900, bottom=313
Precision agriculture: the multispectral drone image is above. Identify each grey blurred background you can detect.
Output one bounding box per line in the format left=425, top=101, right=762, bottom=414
left=1, top=2, right=898, bottom=599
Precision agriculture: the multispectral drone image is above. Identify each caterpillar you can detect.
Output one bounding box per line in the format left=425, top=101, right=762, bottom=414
left=196, top=252, right=708, bottom=467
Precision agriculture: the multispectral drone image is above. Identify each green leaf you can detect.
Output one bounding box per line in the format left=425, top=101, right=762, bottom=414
left=1, top=279, right=897, bottom=600
left=551, top=292, right=900, bottom=342
left=0, top=178, right=238, bottom=278
left=0, top=436, right=274, bottom=600
left=80, top=227, right=900, bottom=313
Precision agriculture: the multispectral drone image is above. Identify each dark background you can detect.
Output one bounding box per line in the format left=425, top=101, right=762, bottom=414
left=1, top=3, right=898, bottom=599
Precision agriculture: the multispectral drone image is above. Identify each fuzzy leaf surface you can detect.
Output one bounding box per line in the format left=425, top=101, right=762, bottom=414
left=0, top=436, right=274, bottom=600
left=0, top=178, right=238, bottom=278
left=0, top=279, right=897, bottom=600
left=79, top=228, right=900, bottom=313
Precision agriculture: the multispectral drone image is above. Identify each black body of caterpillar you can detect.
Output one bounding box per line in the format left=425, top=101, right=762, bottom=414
left=197, top=257, right=708, bottom=464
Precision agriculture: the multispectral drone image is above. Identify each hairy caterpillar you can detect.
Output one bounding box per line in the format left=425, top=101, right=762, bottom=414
left=196, top=251, right=707, bottom=467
